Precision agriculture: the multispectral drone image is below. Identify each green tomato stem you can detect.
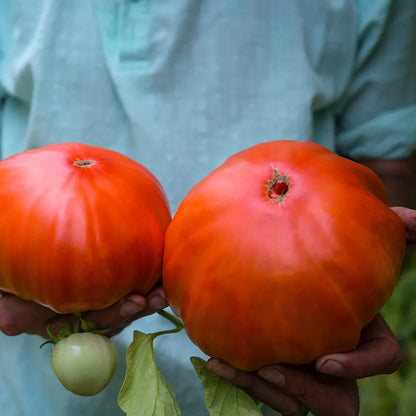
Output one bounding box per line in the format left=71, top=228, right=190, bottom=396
left=73, top=312, right=113, bottom=335
left=73, top=312, right=82, bottom=333
left=46, top=322, right=59, bottom=342
left=39, top=339, right=55, bottom=349
left=43, top=320, right=73, bottom=345
left=156, top=309, right=184, bottom=336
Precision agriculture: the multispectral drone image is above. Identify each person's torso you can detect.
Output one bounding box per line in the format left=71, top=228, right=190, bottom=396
left=0, top=0, right=357, bottom=211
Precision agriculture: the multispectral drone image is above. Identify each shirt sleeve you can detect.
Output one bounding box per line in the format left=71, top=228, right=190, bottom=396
left=335, top=0, right=416, bottom=160
left=0, top=0, right=9, bottom=158
left=0, top=56, right=5, bottom=163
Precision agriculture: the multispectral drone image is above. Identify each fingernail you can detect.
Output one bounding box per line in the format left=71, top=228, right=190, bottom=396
left=148, top=296, right=168, bottom=310
left=207, top=359, right=236, bottom=381
left=317, top=359, right=344, bottom=376
left=258, top=366, right=286, bottom=386
left=120, top=297, right=146, bottom=317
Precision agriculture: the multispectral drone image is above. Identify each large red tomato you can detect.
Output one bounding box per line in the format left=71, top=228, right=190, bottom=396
left=0, top=143, right=171, bottom=313
left=163, top=140, right=406, bottom=370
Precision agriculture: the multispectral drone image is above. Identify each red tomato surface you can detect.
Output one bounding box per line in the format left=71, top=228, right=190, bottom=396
left=0, top=143, right=171, bottom=313
left=163, top=140, right=406, bottom=370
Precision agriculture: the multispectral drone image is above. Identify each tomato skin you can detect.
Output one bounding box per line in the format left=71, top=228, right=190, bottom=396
left=0, top=143, right=171, bottom=313
left=51, top=333, right=117, bottom=396
left=163, top=140, right=406, bottom=371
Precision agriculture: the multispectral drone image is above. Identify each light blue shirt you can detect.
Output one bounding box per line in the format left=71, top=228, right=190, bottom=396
left=0, top=1, right=415, bottom=415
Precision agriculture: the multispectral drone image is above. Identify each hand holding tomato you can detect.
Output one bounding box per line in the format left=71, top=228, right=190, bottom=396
left=163, top=141, right=407, bottom=370
left=0, top=142, right=171, bottom=336
left=0, top=285, right=168, bottom=338
left=207, top=313, right=401, bottom=416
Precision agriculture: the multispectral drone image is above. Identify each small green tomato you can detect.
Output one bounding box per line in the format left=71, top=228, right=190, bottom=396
left=51, top=332, right=118, bottom=396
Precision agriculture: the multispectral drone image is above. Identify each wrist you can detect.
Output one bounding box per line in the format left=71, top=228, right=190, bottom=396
left=357, top=157, right=416, bottom=208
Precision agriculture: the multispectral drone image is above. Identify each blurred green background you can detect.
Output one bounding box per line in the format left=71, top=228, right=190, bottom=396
left=360, top=247, right=416, bottom=416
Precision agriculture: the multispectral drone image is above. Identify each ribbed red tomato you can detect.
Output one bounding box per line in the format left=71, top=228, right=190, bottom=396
left=0, top=143, right=170, bottom=313
left=163, top=140, right=406, bottom=370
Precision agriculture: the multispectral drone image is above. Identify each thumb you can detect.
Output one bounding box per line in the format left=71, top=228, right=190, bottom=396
left=391, top=207, right=416, bottom=243
left=316, top=314, right=402, bottom=379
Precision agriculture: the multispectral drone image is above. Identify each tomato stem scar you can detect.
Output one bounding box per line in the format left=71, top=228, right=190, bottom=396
left=266, top=169, right=291, bottom=202
left=73, top=159, right=97, bottom=167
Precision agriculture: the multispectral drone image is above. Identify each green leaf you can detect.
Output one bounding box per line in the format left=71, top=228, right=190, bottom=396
left=398, top=372, right=416, bottom=416
left=118, top=330, right=181, bottom=416
left=191, top=356, right=263, bottom=416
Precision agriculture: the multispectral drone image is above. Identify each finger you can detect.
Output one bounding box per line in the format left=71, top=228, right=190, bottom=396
left=83, top=293, right=147, bottom=331
left=0, top=292, right=57, bottom=336
left=316, top=314, right=402, bottom=378
left=106, top=287, right=169, bottom=336
left=113, top=286, right=168, bottom=325
left=258, top=364, right=359, bottom=416
left=136, top=286, right=169, bottom=317
left=206, top=358, right=303, bottom=415
left=83, top=287, right=168, bottom=335
left=391, top=207, right=416, bottom=243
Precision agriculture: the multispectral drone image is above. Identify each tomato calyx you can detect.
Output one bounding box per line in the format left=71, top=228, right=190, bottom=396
left=40, top=312, right=112, bottom=348
left=266, top=168, right=291, bottom=202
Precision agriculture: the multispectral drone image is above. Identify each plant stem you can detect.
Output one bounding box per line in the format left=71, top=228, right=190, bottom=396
left=73, top=312, right=82, bottom=333
left=157, top=309, right=184, bottom=336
